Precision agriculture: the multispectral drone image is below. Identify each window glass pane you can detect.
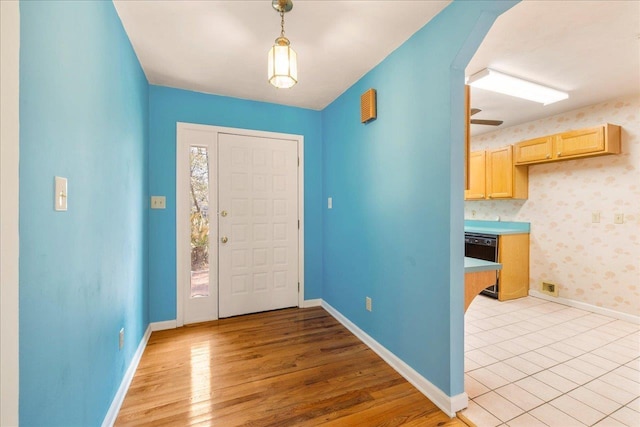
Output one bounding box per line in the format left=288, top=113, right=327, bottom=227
left=190, top=146, right=209, bottom=298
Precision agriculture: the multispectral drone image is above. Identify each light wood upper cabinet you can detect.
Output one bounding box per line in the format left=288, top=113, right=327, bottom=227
left=515, top=124, right=621, bottom=165
left=556, top=126, right=608, bottom=158
left=486, top=146, right=528, bottom=199
left=465, top=147, right=528, bottom=200
left=487, top=147, right=513, bottom=198
left=465, top=151, right=486, bottom=200
left=513, top=136, right=554, bottom=164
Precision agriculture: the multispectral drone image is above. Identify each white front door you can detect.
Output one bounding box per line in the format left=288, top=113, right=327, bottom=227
left=176, top=123, right=302, bottom=325
left=218, top=133, right=299, bottom=318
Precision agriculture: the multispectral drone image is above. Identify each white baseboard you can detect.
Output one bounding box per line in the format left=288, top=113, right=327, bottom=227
left=101, top=324, right=152, bottom=427
left=321, top=301, right=467, bottom=417
left=529, top=290, right=640, bottom=325
left=302, top=298, right=322, bottom=308
left=150, top=319, right=177, bottom=331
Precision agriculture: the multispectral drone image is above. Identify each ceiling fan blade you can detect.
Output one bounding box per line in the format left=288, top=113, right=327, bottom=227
left=470, top=119, right=504, bottom=126
left=470, top=108, right=482, bottom=116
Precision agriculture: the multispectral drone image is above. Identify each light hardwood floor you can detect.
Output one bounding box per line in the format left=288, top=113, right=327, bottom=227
left=116, top=307, right=467, bottom=426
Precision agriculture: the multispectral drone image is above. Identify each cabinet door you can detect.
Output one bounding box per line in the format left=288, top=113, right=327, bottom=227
left=514, top=136, right=553, bottom=165
left=498, top=233, right=529, bottom=301
left=464, top=151, right=486, bottom=200
left=555, top=126, right=604, bottom=159
left=486, top=146, right=513, bottom=199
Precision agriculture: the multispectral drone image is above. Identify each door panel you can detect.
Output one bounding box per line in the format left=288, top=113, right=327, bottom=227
left=555, top=126, right=604, bottom=158
left=464, top=151, right=486, bottom=200
left=218, top=133, right=298, bottom=318
left=486, top=146, right=513, bottom=199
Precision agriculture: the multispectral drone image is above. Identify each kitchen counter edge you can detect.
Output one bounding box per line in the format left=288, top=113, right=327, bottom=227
left=464, top=257, right=502, bottom=273
left=464, top=226, right=530, bottom=235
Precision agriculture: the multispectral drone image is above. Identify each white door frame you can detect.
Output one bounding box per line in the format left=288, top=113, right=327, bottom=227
left=176, top=122, right=304, bottom=327
left=0, top=1, right=20, bottom=425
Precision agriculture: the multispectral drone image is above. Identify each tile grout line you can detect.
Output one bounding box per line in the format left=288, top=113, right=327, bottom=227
left=464, top=297, right=639, bottom=427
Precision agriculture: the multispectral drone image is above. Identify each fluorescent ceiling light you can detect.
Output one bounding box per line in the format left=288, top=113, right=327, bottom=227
left=467, top=68, right=568, bottom=105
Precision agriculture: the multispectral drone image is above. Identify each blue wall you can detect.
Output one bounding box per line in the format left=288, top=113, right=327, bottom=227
left=322, top=0, right=516, bottom=396
left=148, top=86, right=323, bottom=322
left=19, top=1, right=149, bottom=425
left=15, top=1, right=518, bottom=424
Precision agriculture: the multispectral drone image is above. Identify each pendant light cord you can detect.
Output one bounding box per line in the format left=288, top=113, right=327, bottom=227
left=280, top=10, right=285, bottom=38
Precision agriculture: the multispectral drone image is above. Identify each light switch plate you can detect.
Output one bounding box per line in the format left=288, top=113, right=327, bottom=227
left=591, top=212, right=600, bottom=223
left=328, top=197, right=332, bottom=209
left=54, top=176, right=68, bottom=211
left=614, top=213, right=624, bottom=224
left=151, top=196, right=166, bottom=209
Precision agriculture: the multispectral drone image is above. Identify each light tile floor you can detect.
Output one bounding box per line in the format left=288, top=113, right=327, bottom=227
left=461, top=295, right=640, bottom=427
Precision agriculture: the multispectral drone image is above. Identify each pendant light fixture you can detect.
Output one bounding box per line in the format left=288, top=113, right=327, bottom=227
left=268, top=0, right=297, bottom=89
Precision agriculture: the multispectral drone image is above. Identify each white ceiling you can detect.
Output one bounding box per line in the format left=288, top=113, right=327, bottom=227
left=467, top=0, right=640, bottom=135
left=114, top=0, right=640, bottom=130
left=113, top=0, right=450, bottom=110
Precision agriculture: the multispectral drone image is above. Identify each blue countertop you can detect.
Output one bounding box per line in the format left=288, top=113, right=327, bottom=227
left=464, top=257, right=502, bottom=273
left=464, top=220, right=530, bottom=235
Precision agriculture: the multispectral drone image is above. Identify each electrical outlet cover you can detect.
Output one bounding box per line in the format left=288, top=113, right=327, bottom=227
left=151, top=196, right=166, bottom=209
left=54, top=176, right=68, bottom=211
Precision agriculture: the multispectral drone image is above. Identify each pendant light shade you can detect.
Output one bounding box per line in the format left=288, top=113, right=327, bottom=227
left=268, top=37, right=297, bottom=89
left=268, top=0, right=297, bottom=89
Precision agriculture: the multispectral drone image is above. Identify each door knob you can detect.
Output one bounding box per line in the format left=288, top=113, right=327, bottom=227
left=220, top=210, right=228, bottom=217
left=221, top=236, right=228, bottom=244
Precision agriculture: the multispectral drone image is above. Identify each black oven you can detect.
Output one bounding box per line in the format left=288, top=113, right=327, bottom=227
left=464, top=233, right=499, bottom=298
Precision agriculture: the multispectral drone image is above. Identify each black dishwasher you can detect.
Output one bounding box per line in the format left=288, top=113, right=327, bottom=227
left=464, top=233, right=499, bottom=298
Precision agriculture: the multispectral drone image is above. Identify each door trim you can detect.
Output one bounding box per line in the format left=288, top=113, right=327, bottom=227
left=176, top=122, right=304, bottom=326
left=0, top=1, right=20, bottom=424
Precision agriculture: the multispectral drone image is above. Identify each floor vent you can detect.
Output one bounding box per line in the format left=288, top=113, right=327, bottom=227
left=541, top=281, right=559, bottom=297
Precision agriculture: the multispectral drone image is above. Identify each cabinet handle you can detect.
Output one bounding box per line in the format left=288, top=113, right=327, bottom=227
left=546, top=154, right=551, bottom=159
left=557, top=152, right=562, bottom=157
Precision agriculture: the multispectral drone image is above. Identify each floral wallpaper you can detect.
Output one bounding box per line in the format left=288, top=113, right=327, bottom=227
left=465, top=95, right=639, bottom=317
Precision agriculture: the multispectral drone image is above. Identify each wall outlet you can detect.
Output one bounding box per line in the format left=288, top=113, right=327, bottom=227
left=614, top=213, right=624, bottom=224
left=151, top=196, right=166, bottom=209
left=365, top=297, right=372, bottom=312
left=541, top=282, right=559, bottom=297
left=591, top=211, right=600, bottom=223
left=119, top=328, right=124, bottom=350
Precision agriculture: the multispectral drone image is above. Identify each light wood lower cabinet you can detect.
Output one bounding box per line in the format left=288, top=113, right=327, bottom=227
left=515, top=124, right=621, bottom=165
left=498, top=233, right=529, bottom=301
